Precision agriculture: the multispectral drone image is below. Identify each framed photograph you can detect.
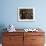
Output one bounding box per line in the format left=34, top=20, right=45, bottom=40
left=17, top=7, right=35, bottom=21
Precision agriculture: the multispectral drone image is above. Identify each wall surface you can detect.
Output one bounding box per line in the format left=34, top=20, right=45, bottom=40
left=0, top=0, right=46, bottom=43
left=0, top=0, right=46, bottom=30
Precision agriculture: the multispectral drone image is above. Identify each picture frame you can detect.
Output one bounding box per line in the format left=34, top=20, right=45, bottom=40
left=17, top=7, right=35, bottom=21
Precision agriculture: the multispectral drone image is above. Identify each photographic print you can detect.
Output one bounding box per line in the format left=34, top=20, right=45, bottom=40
left=17, top=7, right=35, bottom=21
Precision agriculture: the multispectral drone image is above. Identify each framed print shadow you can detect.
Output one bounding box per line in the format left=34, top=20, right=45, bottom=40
left=17, top=7, right=35, bottom=21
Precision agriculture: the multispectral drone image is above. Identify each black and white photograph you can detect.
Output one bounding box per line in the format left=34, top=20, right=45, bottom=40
left=18, top=7, right=35, bottom=21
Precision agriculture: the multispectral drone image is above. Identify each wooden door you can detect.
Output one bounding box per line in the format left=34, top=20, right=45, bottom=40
left=2, top=32, right=23, bottom=46
left=24, top=32, right=45, bottom=46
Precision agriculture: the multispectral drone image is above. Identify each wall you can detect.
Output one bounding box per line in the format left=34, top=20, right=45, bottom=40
left=0, top=0, right=46, bottom=43
left=0, top=0, right=46, bottom=29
